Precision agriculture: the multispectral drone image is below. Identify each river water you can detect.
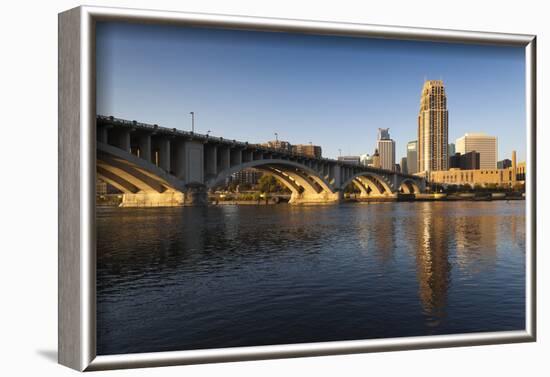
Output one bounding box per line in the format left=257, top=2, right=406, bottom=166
left=96, top=201, right=525, bottom=355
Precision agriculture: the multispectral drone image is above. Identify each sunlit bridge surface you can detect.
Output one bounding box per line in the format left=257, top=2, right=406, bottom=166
left=96, top=201, right=525, bottom=355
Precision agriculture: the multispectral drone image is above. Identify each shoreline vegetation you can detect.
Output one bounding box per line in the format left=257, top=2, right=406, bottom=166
left=97, top=190, right=525, bottom=207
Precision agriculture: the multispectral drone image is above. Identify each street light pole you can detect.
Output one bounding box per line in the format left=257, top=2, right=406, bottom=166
left=189, top=111, right=195, bottom=133
left=274, top=132, right=278, bottom=142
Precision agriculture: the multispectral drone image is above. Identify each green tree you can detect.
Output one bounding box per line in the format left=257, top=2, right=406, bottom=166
left=473, top=183, right=484, bottom=192
left=257, top=175, right=291, bottom=194
left=512, top=182, right=525, bottom=192
left=258, top=175, right=281, bottom=193
left=227, top=181, right=238, bottom=192
left=488, top=183, right=499, bottom=191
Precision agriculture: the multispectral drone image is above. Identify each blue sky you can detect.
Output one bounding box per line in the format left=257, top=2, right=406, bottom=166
left=96, top=22, right=526, bottom=161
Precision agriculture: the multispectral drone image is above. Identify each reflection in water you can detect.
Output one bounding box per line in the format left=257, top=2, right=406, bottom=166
left=97, top=201, right=526, bottom=355
left=414, top=204, right=452, bottom=324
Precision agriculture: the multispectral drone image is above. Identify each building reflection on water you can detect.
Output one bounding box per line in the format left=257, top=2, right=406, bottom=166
left=413, top=204, right=452, bottom=323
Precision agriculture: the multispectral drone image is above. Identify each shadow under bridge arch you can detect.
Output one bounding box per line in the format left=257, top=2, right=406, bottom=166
left=207, top=159, right=341, bottom=205
left=343, top=172, right=395, bottom=197
left=399, top=178, right=421, bottom=194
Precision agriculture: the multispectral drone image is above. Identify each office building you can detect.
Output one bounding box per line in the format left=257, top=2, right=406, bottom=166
left=456, top=133, right=497, bottom=170
left=429, top=165, right=520, bottom=187
left=418, top=80, right=449, bottom=172
left=262, top=140, right=292, bottom=152
left=292, top=144, right=322, bottom=158
left=448, top=143, right=455, bottom=165
left=338, top=156, right=361, bottom=165
left=497, top=159, right=512, bottom=169
left=407, top=140, right=418, bottom=174
left=96, top=178, right=107, bottom=195
left=400, top=157, right=408, bottom=174
left=231, top=168, right=263, bottom=186
left=395, top=163, right=401, bottom=173
left=372, top=149, right=381, bottom=169
left=430, top=150, right=524, bottom=187
left=449, top=151, right=480, bottom=170
left=376, top=128, right=396, bottom=171
left=360, top=153, right=374, bottom=167
left=378, top=128, right=390, bottom=140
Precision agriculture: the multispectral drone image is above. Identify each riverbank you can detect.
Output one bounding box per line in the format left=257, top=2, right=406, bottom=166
left=97, top=192, right=525, bottom=207
left=351, top=192, right=525, bottom=202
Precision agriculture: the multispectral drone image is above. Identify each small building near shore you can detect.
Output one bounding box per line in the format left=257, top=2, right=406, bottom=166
left=428, top=150, right=525, bottom=188
left=429, top=167, right=517, bottom=187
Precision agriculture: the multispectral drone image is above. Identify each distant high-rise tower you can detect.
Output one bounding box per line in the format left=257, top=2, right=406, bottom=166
left=377, top=128, right=395, bottom=171
left=456, top=133, right=497, bottom=170
left=400, top=157, right=408, bottom=174
left=448, top=143, right=456, bottom=165
left=378, top=128, right=390, bottom=140
left=407, top=140, right=418, bottom=174
left=372, top=149, right=381, bottom=169
left=418, top=80, right=449, bottom=172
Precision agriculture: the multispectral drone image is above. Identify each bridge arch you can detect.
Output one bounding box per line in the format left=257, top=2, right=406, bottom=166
left=399, top=178, right=421, bottom=194
left=97, top=142, right=186, bottom=207
left=207, top=159, right=340, bottom=204
left=342, top=172, right=394, bottom=196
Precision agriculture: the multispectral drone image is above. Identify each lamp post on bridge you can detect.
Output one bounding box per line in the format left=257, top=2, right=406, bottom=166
left=189, top=111, right=195, bottom=133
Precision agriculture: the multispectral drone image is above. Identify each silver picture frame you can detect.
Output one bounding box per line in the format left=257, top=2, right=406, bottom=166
left=58, top=5, right=537, bottom=371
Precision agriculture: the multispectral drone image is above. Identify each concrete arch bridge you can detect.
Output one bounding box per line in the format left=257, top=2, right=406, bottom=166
left=96, top=116, right=425, bottom=207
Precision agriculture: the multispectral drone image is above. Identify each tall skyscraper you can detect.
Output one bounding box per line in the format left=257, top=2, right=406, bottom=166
left=377, top=128, right=395, bottom=171
left=448, top=143, right=455, bottom=165
left=418, top=80, right=449, bottom=172
left=455, top=133, right=497, bottom=169
left=448, top=143, right=455, bottom=155
left=400, top=157, right=408, bottom=174
left=407, top=140, right=418, bottom=174
left=378, top=128, right=390, bottom=140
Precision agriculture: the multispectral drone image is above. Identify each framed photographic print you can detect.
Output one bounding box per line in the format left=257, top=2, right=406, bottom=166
left=58, top=6, right=536, bottom=371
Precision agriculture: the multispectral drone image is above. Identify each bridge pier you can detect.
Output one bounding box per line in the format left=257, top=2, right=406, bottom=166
left=155, top=138, right=171, bottom=172
left=119, top=190, right=184, bottom=207
left=183, top=184, right=208, bottom=206
left=118, top=186, right=209, bottom=207
left=356, top=192, right=399, bottom=202
left=137, top=134, right=151, bottom=162
left=289, top=190, right=343, bottom=205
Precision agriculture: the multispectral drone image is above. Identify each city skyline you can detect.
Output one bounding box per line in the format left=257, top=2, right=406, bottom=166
left=96, top=22, right=526, bottom=162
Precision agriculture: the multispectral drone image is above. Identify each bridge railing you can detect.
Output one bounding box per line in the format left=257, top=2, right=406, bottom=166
left=96, top=115, right=423, bottom=180
left=97, top=115, right=336, bottom=162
